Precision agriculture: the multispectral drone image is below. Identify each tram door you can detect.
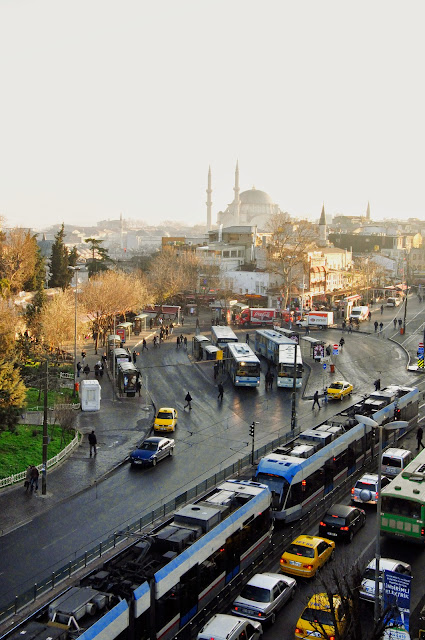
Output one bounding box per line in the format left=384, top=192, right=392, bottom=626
left=179, top=565, right=199, bottom=627
left=225, top=530, right=241, bottom=583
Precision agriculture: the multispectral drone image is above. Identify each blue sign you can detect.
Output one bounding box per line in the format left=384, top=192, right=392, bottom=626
left=323, top=363, right=327, bottom=370
left=383, top=570, right=412, bottom=631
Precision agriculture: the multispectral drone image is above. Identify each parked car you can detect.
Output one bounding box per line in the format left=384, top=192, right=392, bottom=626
left=327, top=380, right=353, bottom=401
left=231, top=573, right=296, bottom=625
left=360, top=558, right=412, bottom=602
left=154, top=407, right=178, bottom=432
left=280, top=535, right=335, bottom=578
left=129, top=436, right=175, bottom=467
left=295, top=593, right=349, bottom=640
left=351, top=473, right=390, bottom=505
left=386, top=297, right=402, bottom=307
left=319, top=504, right=366, bottom=542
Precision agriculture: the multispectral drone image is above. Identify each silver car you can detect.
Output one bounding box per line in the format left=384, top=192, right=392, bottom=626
left=351, top=473, right=390, bottom=505
left=231, top=573, right=296, bottom=625
left=360, top=558, right=411, bottom=602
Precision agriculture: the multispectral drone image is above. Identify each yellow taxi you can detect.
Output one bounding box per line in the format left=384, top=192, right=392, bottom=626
left=279, top=535, right=335, bottom=578
left=295, top=593, right=348, bottom=640
left=153, top=407, right=178, bottom=432
left=326, top=380, right=353, bottom=401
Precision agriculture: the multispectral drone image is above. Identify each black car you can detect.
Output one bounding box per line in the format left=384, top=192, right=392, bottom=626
left=319, top=503, right=366, bottom=543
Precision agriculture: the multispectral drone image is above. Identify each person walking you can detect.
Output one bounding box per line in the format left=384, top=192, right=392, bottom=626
left=181, top=316, right=184, bottom=326
left=342, top=320, right=346, bottom=332
left=24, top=465, right=32, bottom=492
left=368, top=311, right=372, bottom=321
left=312, top=390, right=321, bottom=410
left=380, top=304, right=384, bottom=315
left=374, top=320, right=378, bottom=333
left=398, top=318, right=402, bottom=329
left=379, top=322, right=383, bottom=333
left=417, top=426, right=424, bottom=450
left=339, top=337, right=345, bottom=349
left=170, top=323, right=174, bottom=335
left=88, top=430, right=97, bottom=457
left=153, top=336, right=158, bottom=348
left=183, top=336, right=187, bottom=349
left=176, top=336, right=180, bottom=349
left=214, top=362, right=219, bottom=380
left=184, top=392, right=192, bottom=410
left=77, top=361, right=82, bottom=377
left=30, top=466, right=39, bottom=492
left=136, top=379, right=142, bottom=397
left=94, top=363, right=100, bottom=377
left=217, top=382, right=224, bottom=401
left=246, top=333, right=250, bottom=345
left=393, top=318, right=397, bottom=329
left=142, top=338, right=148, bottom=351
left=374, top=378, right=381, bottom=391
left=83, top=364, right=90, bottom=377
left=348, top=322, right=353, bottom=334
left=132, top=350, right=137, bottom=364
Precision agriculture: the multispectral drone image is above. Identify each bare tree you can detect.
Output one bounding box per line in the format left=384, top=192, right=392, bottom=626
left=0, top=228, right=38, bottom=295
left=39, top=289, right=79, bottom=356
left=0, top=299, right=18, bottom=357
left=148, top=247, right=202, bottom=306
left=52, top=401, right=78, bottom=447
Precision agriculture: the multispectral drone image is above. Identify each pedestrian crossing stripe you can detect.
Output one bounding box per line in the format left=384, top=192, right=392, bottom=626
left=418, top=357, right=424, bottom=369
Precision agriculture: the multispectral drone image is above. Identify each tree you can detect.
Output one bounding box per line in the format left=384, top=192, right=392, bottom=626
left=0, top=359, right=27, bottom=432
left=49, top=224, right=76, bottom=289
left=148, top=247, right=202, bottom=306
left=84, top=238, right=112, bottom=277
left=266, top=213, right=314, bottom=309
left=0, top=228, right=39, bottom=295
left=0, top=300, right=18, bottom=357
left=39, top=289, right=80, bottom=355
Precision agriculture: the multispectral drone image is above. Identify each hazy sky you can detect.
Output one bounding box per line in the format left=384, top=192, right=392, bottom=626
left=1, top=0, right=424, bottom=231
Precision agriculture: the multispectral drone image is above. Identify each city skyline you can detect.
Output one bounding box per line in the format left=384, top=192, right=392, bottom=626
left=1, top=1, right=424, bottom=231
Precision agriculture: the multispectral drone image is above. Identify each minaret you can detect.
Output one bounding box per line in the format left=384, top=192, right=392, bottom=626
left=318, top=203, right=327, bottom=246
left=206, top=166, right=212, bottom=231
left=233, top=160, right=240, bottom=224
left=366, top=201, right=371, bottom=221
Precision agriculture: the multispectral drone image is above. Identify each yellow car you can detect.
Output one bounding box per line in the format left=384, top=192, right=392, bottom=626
left=153, top=407, right=178, bottom=432
left=279, top=535, right=335, bottom=578
left=295, top=593, right=348, bottom=640
left=327, top=380, right=353, bottom=401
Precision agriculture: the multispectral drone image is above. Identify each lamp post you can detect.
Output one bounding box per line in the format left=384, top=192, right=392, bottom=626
left=68, top=266, right=81, bottom=396
left=355, top=415, right=409, bottom=624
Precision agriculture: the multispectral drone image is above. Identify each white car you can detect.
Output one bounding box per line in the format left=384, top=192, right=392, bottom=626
left=232, top=573, right=296, bottom=625
left=360, top=558, right=411, bottom=602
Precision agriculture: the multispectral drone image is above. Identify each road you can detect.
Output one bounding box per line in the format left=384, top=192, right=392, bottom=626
left=0, top=298, right=424, bottom=615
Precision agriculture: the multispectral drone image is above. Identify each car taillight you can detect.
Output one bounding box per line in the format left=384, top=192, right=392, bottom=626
left=375, top=492, right=379, bottom=500
left=421, top=527, right=425, bottom=536
left=295, top=628, right=302, bottom=635
left=303, top=564, right=313, bottom=569
left=340, top=526, right=349, bottom=531
left=351, top=488, right=355, bottom=494
left=329, top=636, right=335, bottom=640
left=319, top=521, right=326, bottom=527
left=234, top=606, right=238, bottom=611
left=280, top=558, right=287, bottom=564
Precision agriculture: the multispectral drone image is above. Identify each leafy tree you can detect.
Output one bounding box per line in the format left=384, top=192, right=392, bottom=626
left=0, top=360, right=27, bottom=432
left=0, top=300, right=18, bottom=357
left=39, top=289, right=80, bottom=356
left=84, top=238, right=112, bottom=277
left=49, top=224, right=76, bottom=289
left=0, top=228, right=39, bottom=295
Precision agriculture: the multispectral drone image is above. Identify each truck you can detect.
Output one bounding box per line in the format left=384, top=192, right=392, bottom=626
left=236, top=307, right=277, bottom=326
left=296, top=311, right=334, bottom=329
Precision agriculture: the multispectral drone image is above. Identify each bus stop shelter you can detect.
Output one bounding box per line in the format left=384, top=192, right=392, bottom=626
left=204, top=344, right=220, bottom=360
left=133, top=314, right=149, bottom=335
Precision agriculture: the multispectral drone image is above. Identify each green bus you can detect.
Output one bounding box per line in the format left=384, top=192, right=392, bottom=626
left=380, top=448, right=425, bottom=543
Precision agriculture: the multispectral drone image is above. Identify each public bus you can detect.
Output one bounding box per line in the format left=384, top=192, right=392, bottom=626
left=3, top=480, right=272, bottom=640
left=277, top=343, right=303, bottom=389
left=380, top=448, right=425, bottom=543
left=210, top=325, right=238, bottom=350
left=272, top=326, right=300, bottom=343
left=255, top=385, right=419, bottom=522
left=254, top=329, right=293, bottom=365
left=226, top=342, right=261, bottom=387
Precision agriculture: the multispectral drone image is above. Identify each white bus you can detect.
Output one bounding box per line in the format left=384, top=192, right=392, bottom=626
left=272, top=326, right=300, bottom=343
left=226, top=342, right=261, bottom=387
left=211, top=325, right=238, bottom=350
left=277, top=343, right=303, bottom=388
left=254, top=329, right=293, bottom=365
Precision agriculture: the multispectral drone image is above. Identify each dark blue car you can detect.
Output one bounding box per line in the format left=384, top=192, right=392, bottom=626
left=129, top=436, right=175, bottom=467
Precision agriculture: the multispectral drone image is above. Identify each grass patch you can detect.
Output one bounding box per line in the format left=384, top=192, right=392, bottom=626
left=0, top=424, right=76, bottom=478
left=25, top=387, right=75, bottom=410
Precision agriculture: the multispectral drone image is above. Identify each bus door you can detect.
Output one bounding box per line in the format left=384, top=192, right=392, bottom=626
left=225, top=530, right=241, bottom=583
left=324, top=459, right=334, bottom=495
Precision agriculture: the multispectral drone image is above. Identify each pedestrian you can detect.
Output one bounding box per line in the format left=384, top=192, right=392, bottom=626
left=196, top=318, right=200, bottom=329
left=379, top=322, right=383, bottom=333
left=325, top=345, right=331, bottom=357
left=312, top=390, right=321, bottom=410
left=136, top=379, right=142, bottom=397
left=133, top=351, right=137, bottom=364
left=269, top=371, right=274, bottom=389
left=88, top=430, right=97, bottom=457
left=184, top=391, right=193, bottom=410
left=380, top=304, right=384, bottom=315
left=368, top=311, right=372, bottom=321
left=102, top=352, right=107, bottom=364
left=149, top=318, right=153, bottom=330
left=342, top=320, right=346, bottom=331
left=153, top=336, right=158, bottom=348
left=142, top=338, right=148, bottom=351
left=30, top=466, right=39, bottom=492
left=246, top=333, right=250, bottom=345
left=348, top=322, right=352, bottom=334
left=181, top=316, right=184, bottom=326
left=99, top=364, right=104, bottom=377
left=77, top=361, right=82, bottom=377
left=176, top=336, right=180, bottom=349
left=184, top=336, right=187, bottom=348
left=374, top=320, right=378, bottom=333
left=83, top=364, right=90, bottom=377
left=170, top=323, right=174, bottom=335
left=214, top=362, right=219, bottom=380
left=417, top=426, right=424, bottom=450
left=305, top=324, right=310, bottom=335
left=24, top=465, right=32, bottom=492
left=339, top=337, right=345, bottom=349
left=398, top=318, right=402, bottom=329
left=217, top=382, right=224, bottom=401
left=81, top=350, right=86, bottom=362
left=165, top=326, right=169, bottom=339
left=393, top=318, right=397, bottom=329
left=374, top=378, right=381, bottom=391
left=94, top=363, right=100, bottom=377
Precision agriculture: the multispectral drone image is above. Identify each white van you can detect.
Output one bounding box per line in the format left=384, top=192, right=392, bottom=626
left=386, top=297, right=401, bottom=307
left=349, top=306, right=369, bottom=323
left=381, top=448, right=413, bottom=478
left=197, top=614, right=263, bottom=640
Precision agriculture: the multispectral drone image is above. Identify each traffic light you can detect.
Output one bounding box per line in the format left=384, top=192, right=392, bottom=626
left=249, top=422, right=255, bottom=437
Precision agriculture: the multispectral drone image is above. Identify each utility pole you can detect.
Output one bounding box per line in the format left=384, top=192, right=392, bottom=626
left=291, top=343, right=298, bottom=431
left=42, top=359, right=48, bottom=495
left=250, top=422, right=257, bottom=465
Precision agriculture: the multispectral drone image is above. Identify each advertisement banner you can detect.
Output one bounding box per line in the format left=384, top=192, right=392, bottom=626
left=383, top=569, right=412, bottom=632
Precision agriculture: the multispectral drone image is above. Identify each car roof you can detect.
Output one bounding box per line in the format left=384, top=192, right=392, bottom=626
left=292, top=535, right=326, bottom=549
left=246, top=573, right=284, bottom=590
left=325, top=503, right=358, bottom=517
left=330, top=380, right=349, bottom=385
left=306, top=593, right=342, bottom=609
left=357, top=473, right=379, bottom=483
left=366, top=558, right=408, bottom=571
left=157, top=407, right=175, bottom=412
left=145, top=436, right=167, bottom=444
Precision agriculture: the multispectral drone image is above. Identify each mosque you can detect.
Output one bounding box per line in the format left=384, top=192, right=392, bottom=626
left=206, top=162, right=284, bottom=231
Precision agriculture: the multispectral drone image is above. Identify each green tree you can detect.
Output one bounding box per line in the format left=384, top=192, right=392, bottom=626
left=22, top=237, right=46, bottom=292
left=84, top=238, right=112, bottom=277
left=0, top=360, right=27, bottom=432
left=49, top=224, right=76, bottom=289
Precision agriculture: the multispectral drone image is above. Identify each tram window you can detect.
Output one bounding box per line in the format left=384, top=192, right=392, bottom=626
left=333, top=451, right=347, bottom=474
left=157, top=584, right=180, bottom=630
left=347, top=446, right=355, bottom=468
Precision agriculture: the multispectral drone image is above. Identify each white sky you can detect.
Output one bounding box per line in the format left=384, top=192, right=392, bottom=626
left=1, top=0, right=424, bottom=231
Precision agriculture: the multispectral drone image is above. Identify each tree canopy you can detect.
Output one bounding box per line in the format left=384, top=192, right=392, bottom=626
left=49, top=224, right=76, bottom=289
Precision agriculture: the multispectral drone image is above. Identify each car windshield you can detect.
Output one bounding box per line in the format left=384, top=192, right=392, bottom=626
left=240, top=585, right=271, bottom=603
left=329, top=383, right=343, bottom=390
left=355, top=481, right=376, bottom=490
left=363, top=568, right=382, bottom=581
left=157, top=412, right=173, bottom=420
left=382, top=456, right=401, bottom=467
left=287, top=544, right=314, bottom=558
left=141, top=442, right=158, bottom=451
left=301, top=607, right=333, bottom=626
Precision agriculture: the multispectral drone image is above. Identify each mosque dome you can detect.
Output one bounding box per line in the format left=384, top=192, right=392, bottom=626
left=239, top=187, right=274, bottom=205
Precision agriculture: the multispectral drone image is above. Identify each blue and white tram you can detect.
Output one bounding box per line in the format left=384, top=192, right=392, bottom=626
left=254, top=329, right=293, bottom=365
left=255, top=385, right=419, bottom=522
left=4, top=481, right=272, bottom=640
left=226, top=342, right=261, bottom=387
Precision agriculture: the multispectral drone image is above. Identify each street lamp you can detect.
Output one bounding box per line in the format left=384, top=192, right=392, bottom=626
left=68, top=266, right=81, bottom=396
left=355, top=414, right=409, bottom=624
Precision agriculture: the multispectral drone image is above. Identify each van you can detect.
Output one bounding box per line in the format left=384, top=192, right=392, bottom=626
left=349, top=306, right=369, bottom=323
left=381, top=447, right=413, bottom=478
left=386, top=297, right=401, bottom=307
left=197, top=614, right=263, bottom=640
